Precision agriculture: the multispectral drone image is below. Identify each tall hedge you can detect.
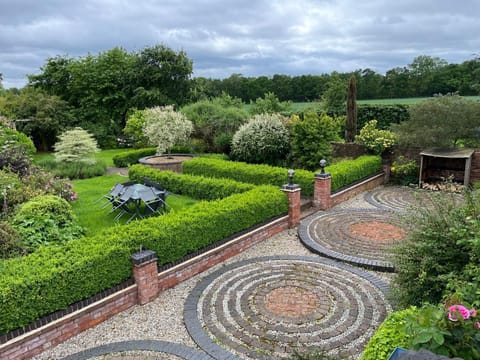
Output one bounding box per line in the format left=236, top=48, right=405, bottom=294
left=182, top=156, right=382, bottom=196
left=0, top=185, right=287, bottom=334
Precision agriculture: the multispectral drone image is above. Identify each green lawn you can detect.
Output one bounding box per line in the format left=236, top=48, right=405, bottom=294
left=71, top=174, right=199, bottom=236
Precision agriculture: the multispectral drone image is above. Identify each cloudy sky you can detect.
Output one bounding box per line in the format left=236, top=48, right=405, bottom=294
left=1, top=0, right=479, bottom=88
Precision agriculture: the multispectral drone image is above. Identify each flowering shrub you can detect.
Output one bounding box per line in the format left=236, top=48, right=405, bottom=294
left=390, top=156, right=419, bottom=185
left=143, top=105, right=193, bottom=155
left=405, top=302, right=480, bottom=359
left=355, top=119, right=397, bottom=155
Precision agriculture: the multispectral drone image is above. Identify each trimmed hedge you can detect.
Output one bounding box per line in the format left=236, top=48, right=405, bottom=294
left=129, top=164, right=255, bottom=200
left=361, top=308, right=415, bottom=360
left=0, top=184, right=288, bottom=334
left=112, top=148, right=156, bottom=167
left=182, top=155, right=382, bottom=196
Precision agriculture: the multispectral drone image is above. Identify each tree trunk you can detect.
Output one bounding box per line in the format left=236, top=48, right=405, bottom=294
left=345, top=76, right=357, bottom=142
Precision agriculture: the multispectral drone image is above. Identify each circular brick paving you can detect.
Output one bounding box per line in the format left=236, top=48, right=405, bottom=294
left=184, top=256, right=391, bottom=360
left=298, top=209, right=406, bottom=271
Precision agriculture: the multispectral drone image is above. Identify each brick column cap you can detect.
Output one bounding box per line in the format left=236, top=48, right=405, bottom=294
left=314, top=172, right=331, bottom=179
left=131, top=250, right=157, bottom=266
left=281, top=184, right=301, bottom=192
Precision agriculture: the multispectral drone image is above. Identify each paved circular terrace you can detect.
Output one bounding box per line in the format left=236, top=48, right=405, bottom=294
left=298, top=209, right=406, bottom=271
left=184, top=256, right=391, bottom=360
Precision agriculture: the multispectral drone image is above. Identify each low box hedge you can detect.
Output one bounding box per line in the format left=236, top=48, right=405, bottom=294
left=112, top=148, right=156, bottom=167
left=128, top=164, right=254, bottom=200
left=182, top=155, right=382, bottom=196
left=0, top=184, right=288, bottom=334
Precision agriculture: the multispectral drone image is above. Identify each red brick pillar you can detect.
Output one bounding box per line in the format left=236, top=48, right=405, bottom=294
left=131, top=250, right=159, bottom=305
left=313, top=173, right=332, bottom=210
left=282, top=185, right=302, bottom=228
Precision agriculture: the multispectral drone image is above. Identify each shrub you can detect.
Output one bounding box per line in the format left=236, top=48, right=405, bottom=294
left=290, top=112, right=342, bottom=170
left=390, top=156, right=419, bottom=185
left=112, top=148, right=157, bottom=167
left=12, top=195, right=83, bottom=252
left=392, top=190, right=479, bottom=307
left=182, top=156, right=382, bottom=197
left=0, top=123, right=36, bottom=155
left=0, top=185, right=287, bottom=334
left=181, top=94, right=248, bottom=152
left=143, top=105, right=193, bottom=155
left=0, top=144, right=35, bottom=178
left=361, top=308, right=415, bottom=360
left=54, top=127, right=100, bottom=165
left=128, top=164, right=255, bottom=200
left=404, top=302, right=480, bottom=359
left=0, top=221, right=24, bottom=259
left=231, top=113, right=290, bottom=165
left=355, top=120, right=397, bottom=155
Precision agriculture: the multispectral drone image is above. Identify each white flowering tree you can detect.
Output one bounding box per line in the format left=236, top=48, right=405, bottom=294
left=54, top=127, right=100, bottom=164
left=143, top=106, right=193, bottom=156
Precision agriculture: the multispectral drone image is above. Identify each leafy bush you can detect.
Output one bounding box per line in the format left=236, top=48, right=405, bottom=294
left=361, top=308, right=415, bottom=360
left=12, top=195, right=83, bottom=252
left=0, top=144, right=35, bottom=178
left=0, top=123, right=36, bottom=155
left=289, top=112, right=342, bottom=170
left=123, top=109, right=149, bottom=148
left=0, top=221, right=24, bottom=259
left=37, top=158, right=107, bottom=179
left=143, top=105, right=193, bottom=155
left=355, top=120, right=397, bottom=155
left=129, top=164, right=254, bottom=200
left=183, top=156, right=382, bottom=196
left=231, top=113, right=290, bottom=165
left=392, top=190, right=479, bottom=307
left=390, top=156, right=419, bottom=185
left=54, top=127, right=100, bottom=165
left=0, top=185, right=287, bottom=334
left=181, top=94, right=248, bottom=153
left=112, top=147, right=157, bottom=167
left=404, top=302, right=480, bottom=359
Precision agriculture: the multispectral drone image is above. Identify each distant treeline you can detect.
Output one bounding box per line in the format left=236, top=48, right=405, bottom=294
left=191, top=55, right=480, bottom=102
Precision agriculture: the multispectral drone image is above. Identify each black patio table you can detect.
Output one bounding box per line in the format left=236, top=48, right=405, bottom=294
left=111, top=183, right=166, bottom=223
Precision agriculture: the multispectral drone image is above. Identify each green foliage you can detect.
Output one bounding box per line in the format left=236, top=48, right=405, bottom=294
left=0, top=221, right=24, bottom=259
left=290, top=112, right=342, bottom=170
left=392, top=190, right=480, bottom=307
left=0, top=185, right=287, bottom=334
left=143, top=106, right=193, bottom=155
left=12, top=195, right=83, bottom=252
left=231, top=113, right=290, bottom=165
left=405, top=303, right=480, bottom=359
left=123, top=109, right=148, bottom=148
left=355, top=120, right=397, bottom=155
left=182, top=156, right=382, bottom=197
left=112, top=147, right=157, bottom=167
left=390, top=156, right=419, bottom=185
left=129, top=164, right=254, bottom=200
left=392, top=94, right=480, bottom=148
left=249, top=92, right=291, bottom=115
left=37, top=158, right=107, bottom=179
left=181, top=94, right=248, bottom=153
left=54, top=127, right=100, bottom=164
left=0, top=123, right=36, bottom=155
left=361, top=308, right=415, bottom=360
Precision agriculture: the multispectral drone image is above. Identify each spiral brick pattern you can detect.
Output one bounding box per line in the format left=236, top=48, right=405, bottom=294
left=185, top=256, right=391, bottom=360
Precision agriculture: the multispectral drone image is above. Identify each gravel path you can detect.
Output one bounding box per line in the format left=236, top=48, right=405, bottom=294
left=33, top=188, right=397, bottom=360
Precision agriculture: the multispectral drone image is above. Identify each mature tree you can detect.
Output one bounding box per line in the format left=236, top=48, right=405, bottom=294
left=0, top=87, right=72, bottom=151
left=391, top=94, right=480, bottom=148
left=345, top=76, right=358, bottom=142
left=131, top=45, right=193, bottom=109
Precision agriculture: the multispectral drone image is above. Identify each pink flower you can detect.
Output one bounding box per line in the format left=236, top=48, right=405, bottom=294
left=470, top=308, right=477, bottom=317
left=448, top=305, right=471, bottom=321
